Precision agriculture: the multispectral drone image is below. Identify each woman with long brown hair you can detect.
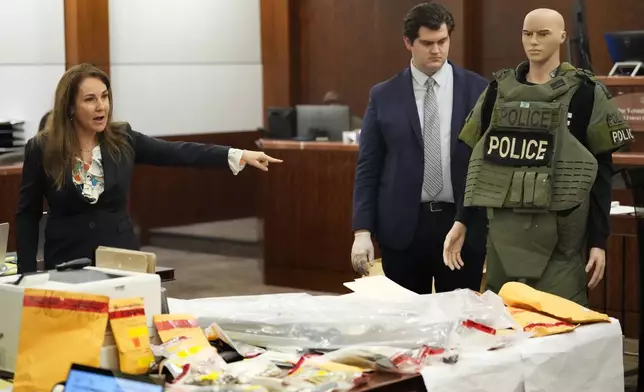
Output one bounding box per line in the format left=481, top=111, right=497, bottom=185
left=16, top=63, right=281, bottom=274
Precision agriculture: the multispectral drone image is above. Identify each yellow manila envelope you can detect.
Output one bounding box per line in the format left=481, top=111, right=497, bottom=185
left=13, top=289, right=109, bottom=392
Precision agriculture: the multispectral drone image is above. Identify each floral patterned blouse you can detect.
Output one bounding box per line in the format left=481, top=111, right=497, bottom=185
left=72, top=146, right=104, bottom=204
left=71, top=146, right=245, bottom=204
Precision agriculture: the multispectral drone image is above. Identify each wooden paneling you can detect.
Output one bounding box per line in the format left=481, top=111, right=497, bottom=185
left=293, top=0, right=474, bottom=119
left=260, top=0, right=296, bottom=120
left=64, top=0, right=110, bottom=75
left=585, top=0, right=644, bottom=75
left=260, top=140, right=358, bottom=292
left=0, top=165, right=23, bottom=252
left=478, top=0, right=574, bottom=78
left=461, top=0, right=484, bottom=73
left=589, top=216, right=639, bottom=337
left=260, top=1, right=644, bottom=121
left=130, top=132, right=261, bottom=244
left=477, top=0, right=644, bottom=78
left=295, top=0, right=413, bottom=118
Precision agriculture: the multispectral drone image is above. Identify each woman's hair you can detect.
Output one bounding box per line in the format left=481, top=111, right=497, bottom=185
left=37, top=63, right=132, bottom=189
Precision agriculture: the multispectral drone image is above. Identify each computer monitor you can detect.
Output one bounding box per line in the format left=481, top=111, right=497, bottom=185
left=266, top=107, right=296, bottom=139
left=59, top=363, right=163, bottom=392
left=295, top=105, right=350, bottom=142
left=604, top=30, right=644, bottom=75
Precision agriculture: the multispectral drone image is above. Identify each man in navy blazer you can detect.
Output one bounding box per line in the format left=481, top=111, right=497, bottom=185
left=351, top=2, right=488, bottom=294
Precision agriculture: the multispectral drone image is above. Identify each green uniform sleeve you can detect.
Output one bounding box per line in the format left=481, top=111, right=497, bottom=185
left=586, top=82, right=635, bottom=155
left=459, top=88, right=488, bottom=149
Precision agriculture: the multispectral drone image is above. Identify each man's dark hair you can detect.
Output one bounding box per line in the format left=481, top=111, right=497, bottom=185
left=403, top=2, right=455, bottom=43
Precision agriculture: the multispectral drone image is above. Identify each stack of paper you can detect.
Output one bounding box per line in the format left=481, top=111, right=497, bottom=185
left=343, top=275, right=419, bottom=301
left=0, top=117, right=25, bottom=152
left=610, top=205, right=636, bottom=215
left=610, top=201, right=637, bottom=216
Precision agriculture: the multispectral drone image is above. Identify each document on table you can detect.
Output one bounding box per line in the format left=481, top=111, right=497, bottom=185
left=610, top=205, right=637, bottom=215
left=343, top=275, right=419, bottom=300
left=367, top=259, right=384, bottom=276
left=609, top=201, right=643, bottom=216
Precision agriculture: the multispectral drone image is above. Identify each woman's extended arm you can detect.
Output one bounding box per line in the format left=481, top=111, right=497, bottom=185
left=129, top=124, right=280, bottom=172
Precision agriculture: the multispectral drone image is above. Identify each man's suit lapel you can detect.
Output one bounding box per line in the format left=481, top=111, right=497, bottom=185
left=450, top=63, right=466, bottom=157
left=401, top=68, right=424, bottom=147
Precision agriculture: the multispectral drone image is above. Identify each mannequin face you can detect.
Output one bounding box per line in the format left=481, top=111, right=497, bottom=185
left=522, top=9, right=566, bottom=64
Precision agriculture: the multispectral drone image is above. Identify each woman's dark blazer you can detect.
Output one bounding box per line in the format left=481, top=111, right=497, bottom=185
left=16, top=122, right=231, bottom=273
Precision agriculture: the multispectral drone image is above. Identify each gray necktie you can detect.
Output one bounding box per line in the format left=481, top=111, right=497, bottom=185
left=423, top=78, right=442, bottom=199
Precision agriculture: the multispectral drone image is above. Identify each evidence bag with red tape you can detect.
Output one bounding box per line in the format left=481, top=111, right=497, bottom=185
left=13, top=289, right=109, bottom=392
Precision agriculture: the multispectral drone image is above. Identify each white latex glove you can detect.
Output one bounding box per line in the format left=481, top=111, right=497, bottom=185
left=351, top=231, right=374, bottom=276
left=443, top=222, right=466, bottom=270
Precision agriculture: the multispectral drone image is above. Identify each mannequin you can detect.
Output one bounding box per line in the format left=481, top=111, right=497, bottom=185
left=443, top=8, right=634, bottom=305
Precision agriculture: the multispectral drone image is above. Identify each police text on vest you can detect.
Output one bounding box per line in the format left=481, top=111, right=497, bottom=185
left=484, top=129, right=554, bottom=166
left=611, top=128, right=633, bottom=146
left=498, top=107, right=553, bottom=130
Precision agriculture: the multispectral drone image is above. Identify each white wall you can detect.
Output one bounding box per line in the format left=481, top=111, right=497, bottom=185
left=0, top=0, right=66, bottom=139
left=109, top=0, right=263, bottom=136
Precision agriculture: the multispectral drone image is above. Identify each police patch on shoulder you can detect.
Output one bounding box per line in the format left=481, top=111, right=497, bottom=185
left=606, top=112, right=625, bottom=127
left=611, top=128, right=634, bottom=145
left=493, top=68, right=513, bottom=81
left=484, top=129, right=554, bottom=166
left=550, top=78, right=566, bottom=90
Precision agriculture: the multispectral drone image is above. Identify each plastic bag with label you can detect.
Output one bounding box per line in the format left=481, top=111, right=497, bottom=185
left=283, top=361, right=366, bottom=392
left=307, top=345, right=457, bottom=374
left=152, top=336, right=228, bottom=384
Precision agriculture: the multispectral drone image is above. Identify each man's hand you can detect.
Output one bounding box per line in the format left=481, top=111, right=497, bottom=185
left=443, top=222, right=467, bottom=270
left=351, top=231, right=374, bottom=276
left=241, top=150, right=283, bottom=171
left=586, top=247, right=606, bottom=289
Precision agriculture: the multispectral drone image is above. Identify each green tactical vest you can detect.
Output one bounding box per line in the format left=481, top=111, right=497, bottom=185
left=464, top=63, right=598, bottom=279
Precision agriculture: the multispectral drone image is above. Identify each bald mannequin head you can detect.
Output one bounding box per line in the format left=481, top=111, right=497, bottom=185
left=522, top=8, right=567, bottom=65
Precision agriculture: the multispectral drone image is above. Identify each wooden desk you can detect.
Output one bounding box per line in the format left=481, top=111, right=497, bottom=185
left=596, top=76, right=644, bottom=89
left=259, top=140, right=359, bottom=293
left=0, top=164, right=23, bottom=251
